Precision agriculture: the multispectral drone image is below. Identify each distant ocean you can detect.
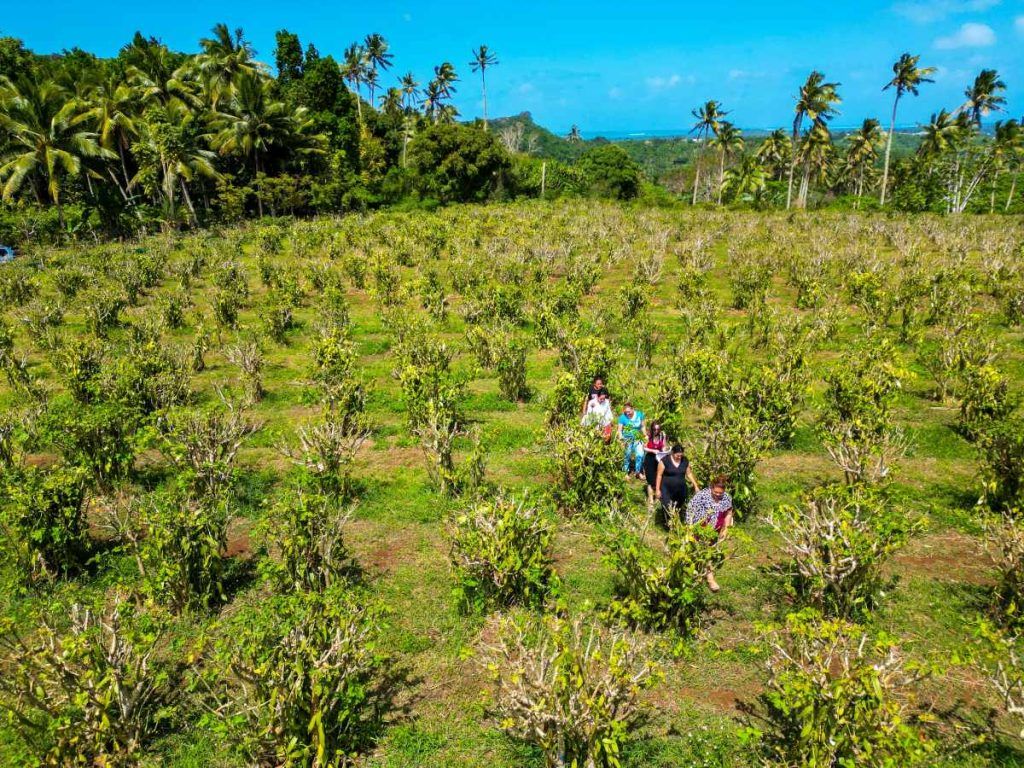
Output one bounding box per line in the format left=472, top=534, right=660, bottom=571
left=577, top=125, right=928, bottom=141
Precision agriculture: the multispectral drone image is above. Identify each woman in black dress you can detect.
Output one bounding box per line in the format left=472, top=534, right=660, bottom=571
left=654, top=444, right=700, bottom=528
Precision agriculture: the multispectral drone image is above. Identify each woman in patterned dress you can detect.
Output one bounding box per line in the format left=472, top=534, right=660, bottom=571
left=685, top=475, right=733, bottom=592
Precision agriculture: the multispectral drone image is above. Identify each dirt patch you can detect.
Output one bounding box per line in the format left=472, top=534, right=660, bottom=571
left=225, top=518, right=253, bottom=559
left=891, top=530, right=992, bottom=585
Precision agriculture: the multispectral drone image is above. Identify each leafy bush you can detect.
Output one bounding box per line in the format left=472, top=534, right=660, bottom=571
left=549, top=424, right=625, bottom=517
left=742, top=610, right=933, bottom=767
left=768, top=487, right=921, bottom=618
left=987, top=513, right=1024, bottom=630
left=408, top=123, right=511, bottom=203
left=159, top=403, right=261, bottom=500
left=206, top=589, right=398, bottom=767
left=0, top=465, right=89, bottom=581
left=448, top=495, right=557, bottom=612
left=545, top=371, right=581, bottom=427
left=557, top=332, right=614, bottom=389
left=278, top=412, right=368, bottom=502
left=958, top=362, right=1017, bottom=441
left=693, top=409, right=769, bottom=512
left=979, top=417, right=1024, bottom=513
left=226, top=338, right=265, bottom=405
left=484, top=613, right=659, bottom=767
left=0, top=602, right=187, bottom=767
left=109, top=493, right=232, bottom=614
left=600, top=519, right=722, bottom=634
left=39, top=395, right=141, bottom=488
left=260, top=491, right=360, bottom=593
left=493, top=333, right=530, bottom=402
left=576, top=144, right=642, bottom=200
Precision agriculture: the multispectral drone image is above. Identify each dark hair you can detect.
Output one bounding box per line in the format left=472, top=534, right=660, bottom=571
left=670, top=444, right=684, bottom=454
left=711, top=474, right=729, bottom=489
left=651, top=422, right=663, bottom=435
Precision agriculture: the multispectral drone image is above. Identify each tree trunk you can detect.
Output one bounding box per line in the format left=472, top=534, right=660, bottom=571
left=254, top=155, right=264, bottom=218
left=1005, top=171, right=1018, bottom=212
left=786, top=158, right=796, bottom=210
left=880, top=95, right=899, bottom=206
left=691, top=149, right=702, bottom=205
left=717, top=152, right=725, bottom=205
left=481, top=70, right=488, bottom=131
left=179, top=178, right=197, bottom=225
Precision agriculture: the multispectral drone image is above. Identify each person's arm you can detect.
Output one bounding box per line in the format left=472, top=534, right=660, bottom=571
left=686, top=465, right=700, bottom=494
left=616, top=418, right=624, bottom=441
left=655, top=462, right=664, bottom=498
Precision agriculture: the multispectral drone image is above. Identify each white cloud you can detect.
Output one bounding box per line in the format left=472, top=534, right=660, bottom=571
left=645, top=74, right=682, bottom=90
left=1016, top=15, right=1024, bottom=34
left=894, top=0, right=999, bottom=24
left=728, top=69, right=766, bottom=80
left=934, top=21, right=996, bottom=48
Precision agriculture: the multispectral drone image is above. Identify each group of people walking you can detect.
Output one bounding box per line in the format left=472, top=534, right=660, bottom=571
left=581, top=377, right=733, bottom=592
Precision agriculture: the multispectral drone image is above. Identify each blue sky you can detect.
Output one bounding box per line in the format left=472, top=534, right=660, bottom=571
left=2, top=0, right=1021, bottom=134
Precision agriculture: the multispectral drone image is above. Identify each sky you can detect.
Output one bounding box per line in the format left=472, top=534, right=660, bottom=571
left=2, top=0, right=1022, bottom=135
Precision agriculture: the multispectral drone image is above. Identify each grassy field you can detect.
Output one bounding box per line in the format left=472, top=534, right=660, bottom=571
left=1, top=201, right=1023, bottom=766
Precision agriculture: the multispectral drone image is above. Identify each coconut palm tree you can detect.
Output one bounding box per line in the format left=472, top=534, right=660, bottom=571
left=131, top=100, right=218, bottom=225
left=470, top=45, right=498, bottom=130
left=990, top=119, right=1021, bottom=212
left=796, top=122, right=834, bottom=208
left=209, top=70, right=322, bottom=216
left=432, top=62, right=459, bottom=99
left=363, top=34, right=392, bottom=105
left=995, top=118, right=1023, bottom=211
left=709, top=121, right=743, bottom=204
left=399, top=72, right=419, bottom=111
left=73, top=75, right=141, bottom=199
left=962, top=69, right=1006, bottom=128
left=195, top=23, right=258, bottom=108
left=756, top=129, right=792, bottom=180
left=566, top=124, right=582, bottom=143
left=918, top=109, right=961, bottom=160
left=880, top=53, right=934, bottom=205
left=787, top=71, right=841, bottom=209
left=843, top=118, right=883, bottom=206
left=723, top=154, right=767, bottom=202
left=689, top=99, right=726, bottom=205
left=341, top=44, right=368, bottom=122
left=0, top=76, right=113, bottom=226
left=422, top=64, right=458, bottom=124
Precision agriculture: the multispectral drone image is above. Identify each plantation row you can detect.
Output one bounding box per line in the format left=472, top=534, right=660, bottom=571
left=0, top=203, right=1022, bottom=766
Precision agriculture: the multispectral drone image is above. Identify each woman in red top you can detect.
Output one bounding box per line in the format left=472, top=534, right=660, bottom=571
left=643, top=421, right=667, bottom=508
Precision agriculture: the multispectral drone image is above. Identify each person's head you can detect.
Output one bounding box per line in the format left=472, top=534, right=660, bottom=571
left=593, top=376, right=605, bottom=390
left=670, top=444, right=684, bottom=460
left=651, top=421, right=663, bottom=437
left=596, top=390, right=608, bottom=403
left=710, top=475, right=729, bottom=500
left=623, top=401, right=635, bottom=417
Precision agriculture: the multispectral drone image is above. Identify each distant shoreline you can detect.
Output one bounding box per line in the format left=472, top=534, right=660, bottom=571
left=573, top=126, right=931, bottom=141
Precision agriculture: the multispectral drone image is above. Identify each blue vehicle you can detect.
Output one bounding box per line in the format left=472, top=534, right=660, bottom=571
left=0, top=245, right=15, bottom=264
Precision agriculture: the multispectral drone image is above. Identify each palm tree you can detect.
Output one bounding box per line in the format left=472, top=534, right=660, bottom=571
left=363, top=34, right=392, bottom=105
left=379, top=87, right=403, bottom=115
left=195, top=24, right=258, bottom=108
left=844, top=118, right=883, bottom=206
left=341, top=44, right=368, bottom=122
left=399, top=72, right=419, bottom=111
left=0, top=76, right=113, bottom=226
left=689, top=100, right=726, bottom=205
left=423, top=64, right=458, bottom=124
left=73, top=75, right=140, bottom=199
left=708, top=121, right=743, bottom=204
left=209, top=70, right=323, bottom=216
left=918, top=109, right=961, bottom=160
left=962, top=69, right=1006, bottom=128
left=991, top=119, right=1021, bottom=212
left=470, top=45, right=498, bottom=130
left=880, top=53, right=934, bottom=205
left=755, top=129, right=792, bottom=181
left=787, top=71, right=841, bottom=209
left=131, top=101, right=218, bottom=225
left=796, top=122, right=834, bottom=208
left=566, top=125, right=582, bottom=143
left=995, top=118, right=1023, bottom=211
left=723, top=154, right=767, bottom=202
